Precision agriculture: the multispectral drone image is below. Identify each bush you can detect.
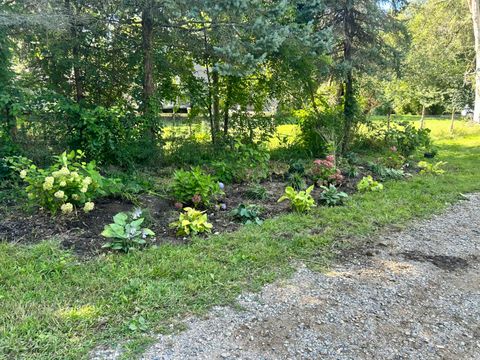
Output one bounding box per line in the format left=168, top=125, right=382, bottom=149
left=230, top=204, right=263, bottom=225
left=379, top=146, right=405, bottom=169
left=172, top=166, right=222, bottom=208
left=7, top=150, right=105, bottom=215
left=319, top=185, right=348, bottom=206
left=386, top=122, right=431, bottom=157
left=101, top=209, right=155, bottom=252
left=277, top=185, right=316, bottom=213
left=212, top=142, right=270, bottom=183
left=170, top=207, right=213, bottom=236
left=357, top=176, right=383, bottom=192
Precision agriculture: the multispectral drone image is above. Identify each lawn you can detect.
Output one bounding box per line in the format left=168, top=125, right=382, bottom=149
left=1, top=119, right=480, bottom=359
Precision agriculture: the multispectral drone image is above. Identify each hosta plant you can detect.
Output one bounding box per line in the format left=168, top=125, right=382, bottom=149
left=357, top=176, right=384, bottom=192
left=101, top=209, right=155, bottom=252
left=417, top=161, right=447, bottom=175
left=278, top=185, right=316, bottom=213
left=7, top=150, right=103, bottom=215
left=170, top=207, right=213, bottom=236
left=230, top=204, right=263, bottom=225
left=319, top=185, right=348, bottom=206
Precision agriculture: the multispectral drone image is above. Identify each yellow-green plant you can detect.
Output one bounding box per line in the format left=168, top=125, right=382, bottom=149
left=7, top=150, right=103, bottom=215
left=277, top=185, right=316, bottom=213
left=357, top=175, right=384, bottom=192
left=417, top=161, right=447, bottom=175
left=169, top=207, right=213, bottom=236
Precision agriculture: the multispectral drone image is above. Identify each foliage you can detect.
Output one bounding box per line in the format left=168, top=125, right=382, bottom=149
left=319, top=185, right=349, bottom=206
left=7, top=150, right=103, bottom=215
left=172, top=167, right=222, bottom=207
left=386, top=123, right=432, bottom=157
left=288, top=160, right=306, bottom=175
left=286, top=172, right=307, bottom=191
left=309, top=155, right=344, bottom=186
left=169, top=207, right=213, bottom=236
left=368, top=163, right=405, bottom=180
left=230, top=204, right=263, bottom=225
left=212, top=142, right=270, bottom=183
left=245, top=184, right=269, bottom=200
left=357, top=176, right=384, bottom=192
left=379, top=146, right=405, bottom=169
left=269, top=161, right=289, bottom=179
left=417, top=161, right=447, bottom=175
left=101, top=209, right=155, bottom=253
left=277, top=185, right=316, bottom=213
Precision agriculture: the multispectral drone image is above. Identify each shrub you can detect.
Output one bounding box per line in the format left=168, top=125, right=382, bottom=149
left=169, top=207, right=213, bottom=236
left=230, top=204, right=263, bottom=225
left=172, top=166, right=222, bottom=207
left=212, top=142, right=270, bottom=183
left=245, top=184, right=268, bottom=200
left=386, top=122, right=431, bottom=157
left=357, top=176, right=383, bottom=192
left=379, top=146, right=405, bottom=169
left=7, top=150, right=104, bottom=215
left=418, top=161, right=447, bottom=175
left=319, top=185, right=348, bottom=206
left=277, top=185, right=316, bottom=213
left=310, top=155, right=344, bottom=186
left=101, top=209, right=155, bottom=252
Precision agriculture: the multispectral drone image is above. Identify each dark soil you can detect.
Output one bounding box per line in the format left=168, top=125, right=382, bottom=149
left=0, top=180, right=321, bottom=256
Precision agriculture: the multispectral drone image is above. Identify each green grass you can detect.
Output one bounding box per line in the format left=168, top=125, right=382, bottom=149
left=1, top=120, right=480, bottom=359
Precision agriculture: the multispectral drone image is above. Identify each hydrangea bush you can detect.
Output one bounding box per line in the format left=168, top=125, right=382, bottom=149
left=8, top=150, right=103, bottom=215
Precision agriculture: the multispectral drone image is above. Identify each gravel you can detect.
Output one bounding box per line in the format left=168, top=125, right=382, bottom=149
left=100, top=194, right=480, bottom=360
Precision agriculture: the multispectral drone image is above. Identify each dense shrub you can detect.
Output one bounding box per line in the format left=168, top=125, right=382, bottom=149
left=7, top=150, right=104, bottom=215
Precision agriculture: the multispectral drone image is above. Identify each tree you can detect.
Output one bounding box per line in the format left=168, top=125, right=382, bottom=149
left=469, top=0, right=480, bottom=122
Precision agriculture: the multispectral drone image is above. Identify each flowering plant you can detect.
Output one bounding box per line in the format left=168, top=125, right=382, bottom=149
left=310, top=155, right=344, bottom=186
left=7, top=150, right=103, bottom=215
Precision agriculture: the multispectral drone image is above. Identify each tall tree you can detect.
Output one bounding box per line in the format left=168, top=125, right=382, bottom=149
left=469, top=0, right=480, bottom=122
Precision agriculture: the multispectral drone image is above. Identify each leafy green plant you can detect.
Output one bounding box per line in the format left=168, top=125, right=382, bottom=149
left=245, top=184, right=269, bottom=200
left=101, top=209, right=155, bottom=252
left=286, top=172, right=307, bottom=190
left=319, top=185, right=348, bottom=206
left=277, top=185, right=316, bottom=213
left=7, top=150, right=104, bottom=215
left=357, top=176, right=384, bottom=192
left=417, top=161, right=447, bottom=175
left=385, top=122, right=431, bottom=157
left=379, top=146, right=405, bottom=169
left=230, top=204, right=263, bottom=225
left=288, top=160, right=305, bottom=175
left=170, top=207, right=213, bottom=236
left=172, top=166, right=222, bottom=207
left=368, top=163, right=405, bottom=180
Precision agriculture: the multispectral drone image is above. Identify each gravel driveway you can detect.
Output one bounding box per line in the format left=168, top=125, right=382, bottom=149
left=137, top=194, right=480, bottom=359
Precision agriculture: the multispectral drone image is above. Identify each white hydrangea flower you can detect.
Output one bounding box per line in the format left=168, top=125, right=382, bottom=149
left=80, top=186, right=88, bottom=193
left=61, top=203, right=73, bottom=214
left=54, top=190, right=65, bottom=199
left=60, top=181, right=67, bottom=187
left=82, top=176, right=92, bottom=186
left=83, top=202, right=94, bottom=213
left=20, top=170, right=27, bottom=179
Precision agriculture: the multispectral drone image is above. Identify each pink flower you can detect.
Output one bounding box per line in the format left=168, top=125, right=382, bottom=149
left=390, top=146, right=397, bottom=152
left=174, top=202, right=183, bottom=210
left=192, top=194, right=202, bottom=205
left=326, top=155, right=335, bottom=163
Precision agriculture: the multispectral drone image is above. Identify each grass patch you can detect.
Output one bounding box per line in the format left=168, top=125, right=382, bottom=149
left=1, top=122, right=480, bottom=359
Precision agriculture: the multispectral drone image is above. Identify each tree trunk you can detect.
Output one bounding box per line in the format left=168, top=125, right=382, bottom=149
left=341, top=0, right=355, bottom=154
left=450, top=108, right=455, bottom=132
left=420, top=105, right=426, bottom=129
left=469, top=0, right=480, bottom=123
left=212, top=69, right=220, bottom=139
left=65, top=0, right=84, bottom=103
left=142, top=0, right=155, bottom=125
left=223, top=76, right=233, bottom=137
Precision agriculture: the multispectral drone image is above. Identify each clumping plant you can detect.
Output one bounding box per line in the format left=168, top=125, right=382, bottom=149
left=245, top=184, right=269, bottom=200
left=418, top=161, right=447, bottom=175
left=230, top=204, right=263, bottom=225
left=7, top=150, right=103, bottom=215
left=319, top=185, right=349, bottom=206
left=172, top=166, right=222, bottom=207
left=101, top=209, right=155, bottom=252
left=286, top=172, right=307, bottom=190
left=278, top=185, right=316, bottom=213
left=357, top=176, right=384, bottom=192
left=170, top=207, right=213, bottom=236
left=310, top=155, right=344, bottom=186
left=368, top=162, right=405, bottom=180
